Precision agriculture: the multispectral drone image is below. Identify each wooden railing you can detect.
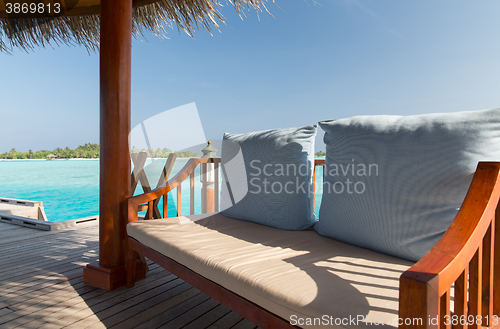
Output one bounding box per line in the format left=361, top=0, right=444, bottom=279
left=128, top=157, right=222, bottom=222
left=128, top=157, right=325, bottom=222
left=399, top=162, right=500, bottom=329
left=131, top=152, right=177, bottom=218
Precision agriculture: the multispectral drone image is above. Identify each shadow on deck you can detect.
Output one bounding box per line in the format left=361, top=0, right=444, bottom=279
left=0, top=221, right=258, bottom=329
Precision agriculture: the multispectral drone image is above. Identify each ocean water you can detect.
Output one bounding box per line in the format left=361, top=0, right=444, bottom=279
left=0, top=159, right=323, bottom=222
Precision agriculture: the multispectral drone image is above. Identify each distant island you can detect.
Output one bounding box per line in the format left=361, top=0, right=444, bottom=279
left=0, top=143, right=199, bottom=159
left=1, top=143, right=100, bottom=159
left=130, top=146, right=199, bottom=158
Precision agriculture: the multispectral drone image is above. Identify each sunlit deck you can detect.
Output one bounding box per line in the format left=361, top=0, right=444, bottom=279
left=0, top=221, right=258, bottom=329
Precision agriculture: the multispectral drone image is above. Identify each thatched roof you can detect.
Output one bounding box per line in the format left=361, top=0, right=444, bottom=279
left=0, top=0, right=271, bottom=53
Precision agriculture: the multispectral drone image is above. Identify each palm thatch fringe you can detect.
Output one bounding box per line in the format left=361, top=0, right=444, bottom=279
left=0, top=0, right=271, bottom=53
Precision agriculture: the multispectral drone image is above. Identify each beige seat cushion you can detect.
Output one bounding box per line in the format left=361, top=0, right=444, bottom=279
left=127, top=212, right=414, bottom=328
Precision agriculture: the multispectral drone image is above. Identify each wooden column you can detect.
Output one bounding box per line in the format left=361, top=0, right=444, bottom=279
left=206, top=189, right=215, bottom=213
left=83, top=0, right=145, bottom=290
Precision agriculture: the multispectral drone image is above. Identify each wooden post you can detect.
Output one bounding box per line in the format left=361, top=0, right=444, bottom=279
left=206, top=186, right=215, bottom=213
left=201, top=142, right=219, bottom=213
left=83, top=0, right=145, bottom=290
left=200, top=163, right=215, bottom=213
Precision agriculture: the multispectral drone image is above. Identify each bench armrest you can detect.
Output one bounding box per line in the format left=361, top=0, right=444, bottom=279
left=399, top=162, right=500, bottom=328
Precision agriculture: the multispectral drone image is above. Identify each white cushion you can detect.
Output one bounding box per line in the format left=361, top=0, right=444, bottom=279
left=221, top=125, right=318, bottom=230
left=316, top=108, right=500, bottom=261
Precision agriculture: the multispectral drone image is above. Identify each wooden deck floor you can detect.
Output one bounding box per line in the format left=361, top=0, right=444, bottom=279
left=0, top=221, right=259, bottom=329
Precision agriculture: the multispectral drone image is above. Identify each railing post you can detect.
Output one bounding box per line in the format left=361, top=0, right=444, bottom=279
left=399, top=272, right=439, bottom=328
left=494, top=202, right=500, bottom=317
left=201, top=142, right=219, bottom=213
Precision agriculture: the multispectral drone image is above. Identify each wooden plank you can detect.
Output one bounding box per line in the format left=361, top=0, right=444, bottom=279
left=7, top=278, right=93, bottom=311
left=0, top=271, right=87, bottom=304
left=83, top=282, right=194, bottom=329
left=469, top=246, right=483, bottom=329
left=0, top=269, right=87, bottom=299
left=0, top=266, right=89, bottom=297
left=133, top=291, right=211, bottom=329
left=60, top=277, right=185, bottom=329
left=231, top=319, right=259, bottom=329
left=8, top=284, right=94, bottom=313
left=108, top=287, right=201, bottom=329
left=0, top=308, right=13, bottom=317
left=130, top=152, right=147, bottom=193
left=0, top=234, right=98, bottom=260
left=495, top=202, right=500, bottom=317
left=154, top=153, right=177, bottom=219
left=206, top=310, right=245, bottom=329
left=0, top=221, right=98, bottom=245
left=0, top=249, right=98, bottom=293
left=163, top=194, right=168, bottom=218
left=214, top=162, right=219, bottom=212
left=453, top=268, right=468, bottom=329
left=0, top=229, right=53, bottom=245
left=0, top=261, right=93, bottom=298
left=1, top=270, right=176, bottom=328
left=17, top=289, right=115, bottom=329
left=201, top=163, right=207, bottom=213
left=482, top=221, right=494, bottom=326
left=31, top=271, right=166, bottom=329
left=182, top=303, right=232, bottom=329
left=190, top=172, right=195, bottom=215
left=0, top=282, right=102, bottom=326
left=0, top=247, right=98, bottom=279
left=32, top=272, right=176, bottom=327
left=0, top=222, right=28, bottom=232
left=177, top=185, right=182, bottom=217
left=0, top=243, right=98, bottom=268
left=439, top=289, right=451, bottom=329
left=156, top=297, right=220, bottom=329
left=157, top=154, right=177, bottom=189
left=0, top=223, right=98, bottom=249
left=0, top=252, right=97, bottom=282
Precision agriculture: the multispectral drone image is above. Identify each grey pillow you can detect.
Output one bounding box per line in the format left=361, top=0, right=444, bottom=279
left=316, top=108, right=500, bottom=261
left=221, top=125, right=318, bottom=230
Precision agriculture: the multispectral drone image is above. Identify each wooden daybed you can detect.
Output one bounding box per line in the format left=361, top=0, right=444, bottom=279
left=126, top=158, right=500, bottom=328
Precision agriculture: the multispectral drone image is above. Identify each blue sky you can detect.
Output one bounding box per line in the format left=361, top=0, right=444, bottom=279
left=1, top=0, right=500, bottom=153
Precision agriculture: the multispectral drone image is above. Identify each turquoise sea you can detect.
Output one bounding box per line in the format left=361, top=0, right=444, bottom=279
left=0, top=159, right=323, bottom=222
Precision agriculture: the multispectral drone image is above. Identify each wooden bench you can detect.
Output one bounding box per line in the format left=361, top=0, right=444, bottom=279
left=126, top=158, right=500, bottom=328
